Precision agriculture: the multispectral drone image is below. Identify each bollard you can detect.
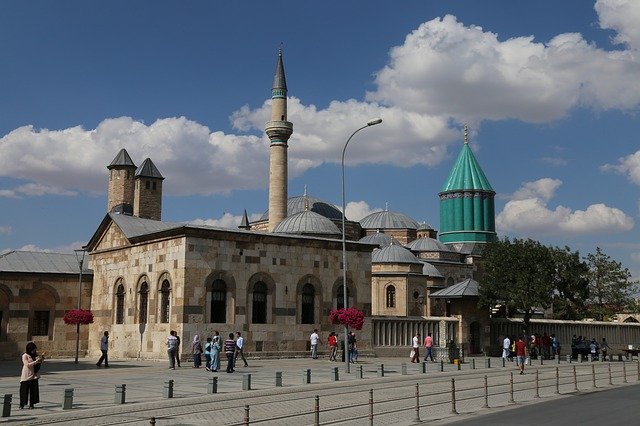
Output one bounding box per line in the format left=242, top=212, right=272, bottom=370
left=421, top=362, right=428, bottom=374
left=557, top=354, right=561, bottom=364
left=115, top=384, right=126, bottom=404
left=485, top=358, right=491, bottom=369
left=457, top=360, right=461, bottom=371
left=555, top=367, right=560, bottom=394
left=303, top=369, right=311, bottom=384
left=414, top=383, right=421, bottom=422
left=623, top=361, right=628, bottom=383
left=592, top=364, right=597, bottom=388
left=472, top=358, right=476, bottom=370
left=275, top=371, right=283, bottom=387
left=573, top=366, right=579, bottom=392
left=637, top=360, right=640, bottom=381
left=150, top=418, right=156, bottom=425
left=378, top=364, right=385, bottom=377
left=332, top=367, right=339, bottom=381
left=357, top=365, right=363, bottom=379
left=540, top=356, right=544, bottom=366
left=502, top=357, right=506, bottom=368
left=440, top=360, right=444, bottom=372
left=509, top=372, right=514, bottom=403
left=242, top=374, right=252, bottom=391
left=535, top=370, right=540, bottom=398
left=63, top=388, right=73, bottom=410
left=208, top=376, right=218, bottom=394
left=369, top=389, right=374, bottom=426
left=608, top=363, right=613, bottom=385
left=483, top=375, right=489, bottom=408
left=401, top=363, right=407, bottom=375
left=244, top=405, right=250, bottom=426
left=163, top=380, right=173, bottom=399
left=617, top=354, right=623, bottom=362
left=314, top=395, right=320, bottom=426
left=580, top=354, right=585, bottom=363
left=450, top=378, right=458, bottom=414
left=2, top=394, right=11, bottom=418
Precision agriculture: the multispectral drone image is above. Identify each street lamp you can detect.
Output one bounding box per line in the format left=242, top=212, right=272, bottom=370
left=341, top=117, right=382, bottom=373
left=73, top=249, right=86, bottom=364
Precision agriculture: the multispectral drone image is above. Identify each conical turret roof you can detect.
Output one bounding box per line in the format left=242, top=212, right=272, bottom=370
left=107, top=148, right=136, bottom=170
left=135, top=158, right=164, bottom=179
left=440, top=143, right=493, bottom=192
left=272, top=48, right=287, bottom=90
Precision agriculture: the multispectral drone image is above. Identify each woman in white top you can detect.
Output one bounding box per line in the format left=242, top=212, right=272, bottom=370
left=20, top=342, right=44, bottom=409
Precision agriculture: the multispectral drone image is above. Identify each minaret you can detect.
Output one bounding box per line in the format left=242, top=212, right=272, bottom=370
left=438, top=125, right=496, bottom=245
left=265, top=48, right=293, bottom=231
left=107, top=148, right=137, bottom=215
left=133, top=158, right=164, bottom=220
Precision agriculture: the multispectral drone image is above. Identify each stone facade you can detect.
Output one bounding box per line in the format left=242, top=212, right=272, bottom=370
left=107, top=167, right=135, bottom=213
left=134, top=177, right=163, bottom=220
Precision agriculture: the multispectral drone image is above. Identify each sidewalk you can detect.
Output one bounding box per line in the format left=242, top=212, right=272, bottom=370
left=0, top=355, right=636, bottom=425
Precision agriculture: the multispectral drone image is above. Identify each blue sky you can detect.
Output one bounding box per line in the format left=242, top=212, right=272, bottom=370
left=1, top=0, right=640, bottom=280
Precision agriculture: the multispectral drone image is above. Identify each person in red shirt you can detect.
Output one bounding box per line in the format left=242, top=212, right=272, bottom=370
left=423, top=332, right=434, bottom=362
left=327, top=332, right=338, bottom=361
left=515, top=336, right=528, bottom=375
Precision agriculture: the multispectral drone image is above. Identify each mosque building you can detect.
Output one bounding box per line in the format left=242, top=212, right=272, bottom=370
left=0, top=49, right=497, bottom=360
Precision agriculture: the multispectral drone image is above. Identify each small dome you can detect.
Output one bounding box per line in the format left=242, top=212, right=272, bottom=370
left=422, top=262, right=444, bottom=278
left=359, top=232, right=400, bottom=248
left=406, top=237, right=451, bottom=252
left=261, top=195, right=343, bottom=221
left=360, top=210, right=419, bottom=230
left=372, top=244, right=422, bottom=264
left=417, top=222, right=433, bottom=231
left=273, top=210, right=341, bottom=236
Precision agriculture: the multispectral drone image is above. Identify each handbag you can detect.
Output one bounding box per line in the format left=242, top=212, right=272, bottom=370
left=410, top=349, right=415, bottom=358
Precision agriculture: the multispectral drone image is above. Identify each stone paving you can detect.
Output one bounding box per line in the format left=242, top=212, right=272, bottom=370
left=0, top=355, right=637, bottom=425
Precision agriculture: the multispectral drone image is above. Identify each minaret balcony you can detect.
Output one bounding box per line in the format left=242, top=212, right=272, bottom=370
left=265, top=120, right=293, bottom=140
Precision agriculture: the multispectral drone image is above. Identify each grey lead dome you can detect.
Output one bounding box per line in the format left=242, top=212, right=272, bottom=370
left=360, top=210, right=419, bottom=230
left=273, top=210, right=341, bottom=236
left=371, top=244, right=422, bottom=264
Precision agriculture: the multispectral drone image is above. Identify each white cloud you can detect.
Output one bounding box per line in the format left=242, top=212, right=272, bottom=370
left=602, top=150, right=640, bottom=185
left=596, top=0, right=640, bottom=49
left=0, top=183, right=77, bottom=198
left=187, top=212, right=263, bottom=229
left=497, top=179, right=634, bottom=235
left=1, top=241, right=86, bottom=254
left=631, top=252, right=640, bottom=263
left=540, top=157, right=568, bottom=167
left=0, top=226, right=12, bottom=235
left=343, top=201, right=383, bottom=222
left=367, top=13, right=640, bottom=123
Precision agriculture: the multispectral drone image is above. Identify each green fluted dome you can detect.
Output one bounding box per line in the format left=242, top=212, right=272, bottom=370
left=440, top=143, right=493, bottom=192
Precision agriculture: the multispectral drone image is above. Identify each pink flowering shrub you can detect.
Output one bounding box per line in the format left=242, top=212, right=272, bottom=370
left=63, top=309, right=94, bottom=325
left=328, top=307, right=365, bottom=330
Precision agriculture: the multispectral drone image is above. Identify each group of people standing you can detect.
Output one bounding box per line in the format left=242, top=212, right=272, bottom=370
left=310, top=330, right=359, bottom=362
left=167, top=330, right=248, bottom=373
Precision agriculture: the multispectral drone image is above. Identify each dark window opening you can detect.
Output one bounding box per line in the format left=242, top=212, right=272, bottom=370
left=252, top=281, right=267, bottom=324
left=386, top=286, right=396, bottom=308
left=337, top=287, right=351, bottom=310
left=210, top=279, right=227, bottom=323
left=139, top=282, right=148, bottom=323
left=301, top=283, right=315, bottom=324
left=160, top=280, right=171, bottom=323
left=32, top=311, right=49, bottom=336
left=116, top=284, right=125, bottom=324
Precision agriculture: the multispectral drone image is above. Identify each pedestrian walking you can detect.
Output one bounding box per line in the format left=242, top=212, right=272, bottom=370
left=234, top=331, right=249, bottom=367
left=348, top=332, right=358, bottom=363
left=423, top=332, right=434, bottom=362
left=20, top=342, right=44, bottom=409
left=411, top=333, right=421, bottom=363
left=328, top=332, right=338, bottom=361
left=601, top=337, right=611, bottom=361
left=204, top=337, right=212, bottom=371
left=225, top=333, right=236, bottom=373
left=352, top=332, right=359, bottom=362
left=192, top=335, right=203, bottom=368
left=96, top=331, right=109, bottom=368
left=310, top=329, right=320, bottom=359
left=502, top=335, right=511, bottom=360
left=211, top=331, right=221, bottom=372
left=167, top=330, right=178, bottom=369
left=515, top=336, right=527, bottom=375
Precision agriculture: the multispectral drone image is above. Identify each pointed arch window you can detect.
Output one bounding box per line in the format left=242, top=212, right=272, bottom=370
left=116, top=283, right=125, bottom=324
left=138, top=282, right=149, bottom=323
left=301, top=283, right=315, bottom=324
left=160, top=280, right=171, bottom=323
left=252, top=281, right=267, bottom=324
left=209, top=279, right=227, bottom=323
left=386, top=285, right=396, bottom=308
left=337, top=287, right=351, bottom=310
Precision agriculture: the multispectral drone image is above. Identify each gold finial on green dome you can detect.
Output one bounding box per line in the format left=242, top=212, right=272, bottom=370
left=464, top=124, right=468, bottom=144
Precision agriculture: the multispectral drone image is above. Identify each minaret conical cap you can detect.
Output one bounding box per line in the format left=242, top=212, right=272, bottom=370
left=272, top=48, right=287, bottom=90
left=107, top=148, right=136, bottom=170
left=135, top=158, right=164, bottom=179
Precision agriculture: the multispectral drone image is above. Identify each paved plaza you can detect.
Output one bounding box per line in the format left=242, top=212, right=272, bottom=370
left=0, top=355, right=638, bottom=425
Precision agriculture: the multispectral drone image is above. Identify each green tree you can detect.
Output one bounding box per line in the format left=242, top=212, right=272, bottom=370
left=585, top=247, right=637, bottom=321
left=479, top=238, right=555, bottom=336
left=551, top=247, right=589, bottom=320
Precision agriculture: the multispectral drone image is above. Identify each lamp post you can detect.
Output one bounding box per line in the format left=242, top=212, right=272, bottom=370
left=341, top=118, right=382, bottom=373
left=73, top=249, right=86, bottom=364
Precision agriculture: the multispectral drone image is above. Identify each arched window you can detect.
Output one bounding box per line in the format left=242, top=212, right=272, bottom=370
left=160, top=280, right=171, bottom=323
left=301, top=283, right=315, bottom=324
left=210, top=279, right=227, bottom=323
left=337, top=287, right=351, bottom=310
left=252, top=281, right=267, bottom=324
left=386, top=285, right=396, bottom=308
left=138, top=282, right=149, bottom=323
left=116, top=283, right=125, bottom=324
left=446, top=277, right=454, bottom=286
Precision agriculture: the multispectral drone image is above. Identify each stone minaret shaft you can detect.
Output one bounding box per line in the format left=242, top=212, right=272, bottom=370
left=265, top=48, right=293, bottom=231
